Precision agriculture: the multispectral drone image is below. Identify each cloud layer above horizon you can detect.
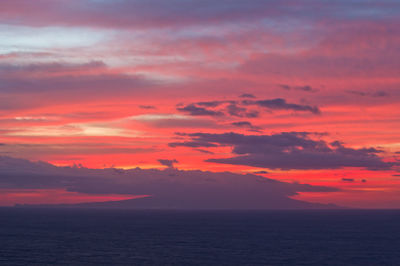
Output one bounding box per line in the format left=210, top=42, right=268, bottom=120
left=0, top=0, right=400, bottom=208
left=0, top=156, right=338, bottom=209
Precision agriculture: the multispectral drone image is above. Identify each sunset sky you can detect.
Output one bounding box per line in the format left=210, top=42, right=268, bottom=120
left=0, top=0, right=399, bottom=208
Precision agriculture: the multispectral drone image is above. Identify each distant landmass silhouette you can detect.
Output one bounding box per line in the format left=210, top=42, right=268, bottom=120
left=16, top=195, right=340, bottom=210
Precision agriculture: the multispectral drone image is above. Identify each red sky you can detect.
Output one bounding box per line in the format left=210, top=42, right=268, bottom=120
left=0, top=0, right=399, bottom=208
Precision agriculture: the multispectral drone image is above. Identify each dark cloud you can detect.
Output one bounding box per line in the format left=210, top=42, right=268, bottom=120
left=371, top=91, right=389, bottom=97
left=158, top=159, right=178, bottom=168
left=169, top=140, right=218, bottom=148
left=243, top=98, right=321, bottom=114
left=195, top=101, right=226, bottom=107
left=346, top=90, right=367, bottom=96
left=177, top=104, right=224, bottom=117
left=342, top=178, right=355, bottom=182
left=346, top=90, right=389, bottom=97
left=179, top=97, right=314, bottom=118
left=239, top=93, right=256, bottom=98
left=226, top=103, right=259, bottom=118
left=231, top=121, right=260, bottom=131
left=254, top=171, right=269, bottom=174
left=278, top=84, right=319, bottom=93
left=177, top=101, right=258, bottom=118
left=170, top=132, right=393, bottom=170
left=194, top=149, right=215, bottom=154
left=231, top=121, right=253, bottom=127
left=0, top=156, right=339, bottom=209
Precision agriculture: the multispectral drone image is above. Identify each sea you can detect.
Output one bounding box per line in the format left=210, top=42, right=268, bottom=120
left=0, top=208, right=399, bottom=265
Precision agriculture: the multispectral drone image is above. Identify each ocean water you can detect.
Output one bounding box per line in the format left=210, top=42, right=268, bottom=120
left=0, top=208, right=399, bottom=265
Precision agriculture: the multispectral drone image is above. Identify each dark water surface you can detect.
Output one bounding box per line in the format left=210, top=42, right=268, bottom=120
left=0, top=208, right=399, bottom=265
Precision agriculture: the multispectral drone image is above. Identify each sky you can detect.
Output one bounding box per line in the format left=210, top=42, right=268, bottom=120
left=0, top=0, right=400, bottom=208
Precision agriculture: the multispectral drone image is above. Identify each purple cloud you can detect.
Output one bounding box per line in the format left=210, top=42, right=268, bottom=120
left=170, top=132, right=393, bottom=170
left=243, top=99, right=321, bottom=114
left=158, top=159, right=178, bottom=168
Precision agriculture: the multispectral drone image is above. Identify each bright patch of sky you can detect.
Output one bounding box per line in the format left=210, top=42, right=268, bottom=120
left=0, top=25, right=109, bottom=53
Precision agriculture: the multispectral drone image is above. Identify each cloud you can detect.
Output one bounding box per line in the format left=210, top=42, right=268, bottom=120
left=177, top=98, right=317, bottom=119
left=346, top=90, right=389, bottom=97
left=243, top=99, right=321, bottom=114
left=194, top=149, right=215, bottom=154
left=239, top=93, right=256, bottom=98
left=239, top=21, right=400, bottom=80
left=177, top=104, right=224, bottom=117
left=176, top=101, right=257, bottom=118
left=278, top=84, right=319, bottom=93
left=0, top=156, right=339, bottom=209
left=1, top=0, right=397, bottom=30
left=254, top=170, right=269, bottom=174
left=341, top=178, right=354, bottom=182
left=0, top=71, right=151, bottom=95
left=231, top=121, right=253, bottom=127
left=170, top=132, right=394, bottom=170
left=195, top=101, right=226, bottom=107
left=169, top=140, right=218, bottom=148
left=231, top=121, right=260, bottom=131
left=226, top=103, right=259, bottom=118
left=0, top=62, right=158, bottom=112
left=158, top=159, right=178, bottom=168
